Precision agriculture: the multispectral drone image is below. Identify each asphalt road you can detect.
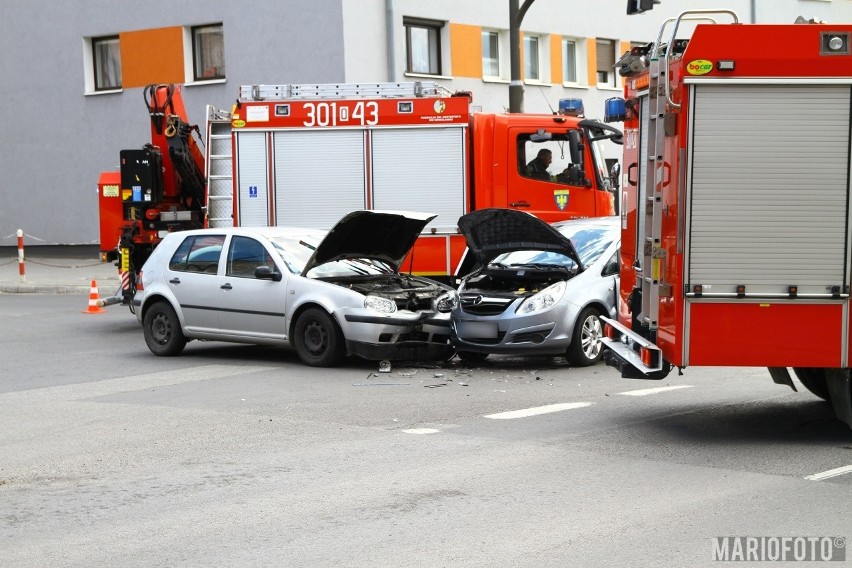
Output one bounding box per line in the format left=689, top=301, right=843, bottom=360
left=2, top=294, right=851, bottom=567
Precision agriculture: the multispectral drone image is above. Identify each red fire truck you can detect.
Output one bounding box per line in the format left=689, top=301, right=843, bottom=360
left=99, top=81, right=621, bottom=302
left=600, top=10, right=852, bottom=427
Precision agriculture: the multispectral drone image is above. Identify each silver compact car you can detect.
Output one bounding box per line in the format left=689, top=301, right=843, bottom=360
left=451, top=210, right=620, bottom=366
left=135, top=210, right=457, bottom=366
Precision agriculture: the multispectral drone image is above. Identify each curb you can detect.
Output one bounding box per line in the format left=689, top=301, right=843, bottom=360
left=0, top=281, right=121, bottom=294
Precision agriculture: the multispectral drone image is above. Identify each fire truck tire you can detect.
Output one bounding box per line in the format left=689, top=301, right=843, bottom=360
left=292, top=307, right=345, bottom=367
left=456, top=351, right=489, bottom=362
left=567, top=307, right=605, bottom=367
left=792, top=367, right=830, bottom=401
left=143, top=301, right=187, bottom=356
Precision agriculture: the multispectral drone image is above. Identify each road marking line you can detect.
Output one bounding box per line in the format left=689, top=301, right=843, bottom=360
left=804, top=464, right=852, bottom=481
left=618, top=385, right=694, bottom=397
left=402, top=428, right=441, bottom=435
left=484, top=402, right=594, bottom=420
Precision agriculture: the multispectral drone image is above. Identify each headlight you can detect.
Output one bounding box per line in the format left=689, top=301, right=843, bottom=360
left=435, top=290, right=458, bottom=313
left=364, top=295, right=396, bottom=314
left=517, top=281, right=567, bottom=314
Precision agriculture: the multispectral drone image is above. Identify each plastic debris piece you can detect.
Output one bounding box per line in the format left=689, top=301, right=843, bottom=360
left=378, top=360, right=392, bottom=373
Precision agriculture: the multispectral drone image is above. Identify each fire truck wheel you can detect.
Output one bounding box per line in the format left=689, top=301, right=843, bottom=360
left=456, top=351, right=489, bottom=363
left=792, top=367, right=830, bottom=401
left=292, top=307, right=345, bottom=367
left=567, top=307, right=605, bottom=367
left=143, top=301, right=187, bottom=356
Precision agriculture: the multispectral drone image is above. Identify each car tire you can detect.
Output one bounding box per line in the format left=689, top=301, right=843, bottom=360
left=792, top=367, right=830, bottom=401
left=293, top=307, right=345, bottom=367
left=143, top=301, right=187, bottom=356
left=456, top=351, right=489, bottom=362
left=567, top=307, right=604, bottom=366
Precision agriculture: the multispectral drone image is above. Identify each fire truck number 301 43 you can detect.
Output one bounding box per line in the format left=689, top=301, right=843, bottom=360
left=302, top=101, right=380, bottom=127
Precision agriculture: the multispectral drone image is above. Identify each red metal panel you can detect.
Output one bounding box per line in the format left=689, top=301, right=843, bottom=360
left=688, top=302, right=844, bottom=367
left=98, top=171, right=123, bottom=253
left=234, top=96, right=471, bottom=130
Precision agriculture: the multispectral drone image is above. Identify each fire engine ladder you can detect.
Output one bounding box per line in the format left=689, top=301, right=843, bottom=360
left=638, top=10, right=740, bottom=336
left=238, top=81, right=447, bottom=101
left=205, top=105, right=234, bottom=228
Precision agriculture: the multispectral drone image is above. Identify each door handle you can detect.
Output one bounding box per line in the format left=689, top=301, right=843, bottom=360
left=510, top=201, right=531, bottom=207
left=220, top=283, right=232, bottom=290
left=169, top=278, right=180, bottom=284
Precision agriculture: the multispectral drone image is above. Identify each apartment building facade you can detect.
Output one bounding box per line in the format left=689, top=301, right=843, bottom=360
left=0, top=0, right=847, bottom=245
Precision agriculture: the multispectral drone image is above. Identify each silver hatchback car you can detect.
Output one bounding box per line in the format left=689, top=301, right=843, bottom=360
left=135, top=211, right=457, bottom=366
left=451, top=210, right=620, bottom=366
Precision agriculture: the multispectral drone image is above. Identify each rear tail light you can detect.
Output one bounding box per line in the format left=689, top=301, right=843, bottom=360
left=604, top=323, right=619, bottom=340
left=136, top=271, right=143, bottom=291
left=640, top=346, right=658, bottom=368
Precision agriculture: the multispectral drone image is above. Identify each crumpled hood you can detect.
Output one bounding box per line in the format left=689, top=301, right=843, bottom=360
left=457, top=208, right=581, bottom=268
left=302, top=210, right=436, bottom=274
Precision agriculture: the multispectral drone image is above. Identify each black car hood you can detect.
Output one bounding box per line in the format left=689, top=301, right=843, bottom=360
left=302, top=210, right=436, bottom=274
left=457, top=208, right=581, bottom=268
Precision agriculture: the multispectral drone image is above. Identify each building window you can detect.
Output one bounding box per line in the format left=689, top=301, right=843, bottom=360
left=563, top=39, right=578, bottom=83
left=596, top=38, right=617, bottom=87
left=192, top=24, right=225, bottom=81
left=524, top=34, right=540, bottom=81
left=404, top=18, right=443, bottom=75
left=482, top=30, right=500, bottom=78
left=93, top=35, right=122, bottom=91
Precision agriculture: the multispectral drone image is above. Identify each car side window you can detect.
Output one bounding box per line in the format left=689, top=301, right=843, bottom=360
left=168, top=235, right=226, bottom=274
left=226, top=236, right=276, bottom=278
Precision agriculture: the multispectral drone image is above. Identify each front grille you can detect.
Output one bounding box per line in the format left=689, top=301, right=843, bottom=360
left=459, top=294, right=515, bottom=316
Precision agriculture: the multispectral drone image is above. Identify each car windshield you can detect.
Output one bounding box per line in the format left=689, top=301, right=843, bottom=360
left=268, top=235, right=395, bottom=277
left=489, top=223, right=615, bottom=271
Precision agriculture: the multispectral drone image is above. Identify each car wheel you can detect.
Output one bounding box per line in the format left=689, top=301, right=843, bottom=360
left=456, top=351, right=488, bottom=362
left=567, top=307, right=604, bottom=366
left=143, top=301, right=187, bottom=356
left=793, top=367, right=830, bottom=401
left=293, top=307, right=345, bottom=367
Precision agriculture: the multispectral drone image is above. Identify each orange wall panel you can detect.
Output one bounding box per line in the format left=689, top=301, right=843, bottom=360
left=586, top=37, right=597, bottom=86
left=450, top=23, right=482, bottom=78
left=120, top=26, right=184, bottom=88
left=550, top=34, right=562, bottom=84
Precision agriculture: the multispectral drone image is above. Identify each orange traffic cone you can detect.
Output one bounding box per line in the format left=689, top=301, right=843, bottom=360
left=82, top=280, right=106, bottom=314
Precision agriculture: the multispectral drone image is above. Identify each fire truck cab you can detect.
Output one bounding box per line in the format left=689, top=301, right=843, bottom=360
left=600, top=11, right=852, bottom=426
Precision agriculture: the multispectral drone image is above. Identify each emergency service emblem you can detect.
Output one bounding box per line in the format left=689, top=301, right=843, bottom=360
left=433, top=100, right=446, bottom=114
left=554, top=189, right=570, bottom=210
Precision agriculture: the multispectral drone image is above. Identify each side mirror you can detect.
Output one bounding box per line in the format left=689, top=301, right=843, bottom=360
left=568, top=129, right=584, bottom=166
left=255, top=265, right=283, bottom=282
left=610, top=162, right=621, bottom=190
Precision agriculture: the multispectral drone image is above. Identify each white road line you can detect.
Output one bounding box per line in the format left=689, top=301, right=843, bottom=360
left=402, top=428, right=441, bottom=435
left=804, top=464, right=852, bottom=481
left=617, top=385, right=694, bottom=397
left=484, top=402, right=594, bottom=420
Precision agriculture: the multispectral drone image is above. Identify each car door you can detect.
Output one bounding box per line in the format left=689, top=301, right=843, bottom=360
left=216, top=235, right=289, bottom=340
left=165, top=234, right=226, bottom=333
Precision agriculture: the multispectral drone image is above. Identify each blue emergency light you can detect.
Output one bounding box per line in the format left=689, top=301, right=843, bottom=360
left=558, top=98, right=584, bottom=117
left=604, top=97, right=627, bottom=122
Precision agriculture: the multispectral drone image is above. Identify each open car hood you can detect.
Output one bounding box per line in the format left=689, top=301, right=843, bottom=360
left=457, top=208, right=581, bottom=269
left=302, top=210, right=436, bottom=274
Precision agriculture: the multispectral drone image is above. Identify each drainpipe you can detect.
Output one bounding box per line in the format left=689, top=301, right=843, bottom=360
left=509, top=0, right=536, bottom=113
left=751, top=0, right=756, bottom=23
left=386, top=0, right=396, bottom=81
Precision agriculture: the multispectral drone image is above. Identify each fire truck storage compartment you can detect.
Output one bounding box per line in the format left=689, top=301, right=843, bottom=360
left=370, top=127, right=466, bottom=232
left=686, top=84, right=851, bottom=298
left=234, top=132, right=270, bottom=227
left=234, top=125, right=467, bottom=232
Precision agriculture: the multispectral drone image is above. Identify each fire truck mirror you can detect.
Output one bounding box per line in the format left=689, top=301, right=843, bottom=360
left=568, top=130, right=584, bottom=167
left=610, top=162, right=621, bottom=190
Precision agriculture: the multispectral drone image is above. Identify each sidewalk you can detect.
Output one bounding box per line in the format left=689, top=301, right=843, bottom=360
left=0, top=256, right=121, bottom=294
